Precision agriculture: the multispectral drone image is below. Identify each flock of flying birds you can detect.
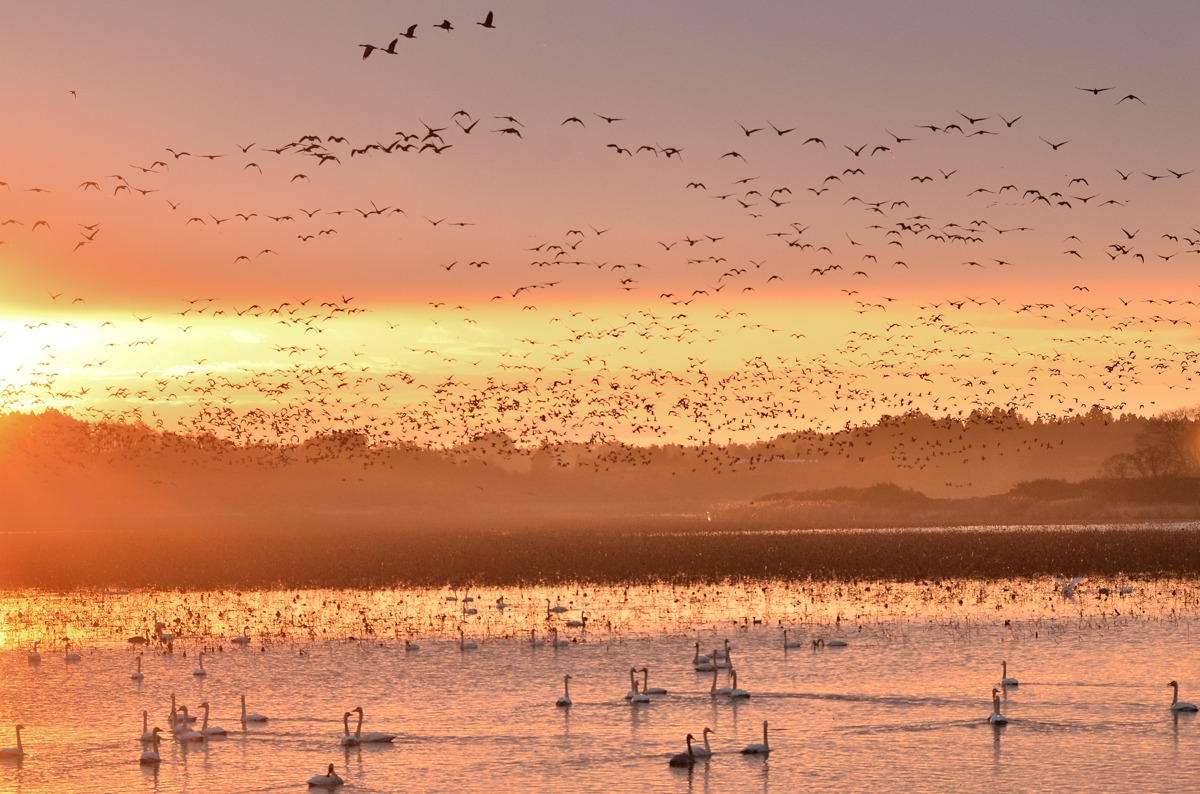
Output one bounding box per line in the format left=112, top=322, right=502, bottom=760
left=2, top=16, right=1198, bottom=458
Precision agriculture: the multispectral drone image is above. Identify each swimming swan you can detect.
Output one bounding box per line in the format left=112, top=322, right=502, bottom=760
left=988, top=688, right=1008, bottom=724
left=307, top=763, right=345, bottom=788
left=741, top=720, right=770, bottom=754
left=1169, top=680, right=1198, bottom=712
left=641, top=667, right=667, bottom=695
left=240, top=694, right=268, bottom=723
left=352, top=706, right=395, bottom=742
left=556, top=674, right=573, bottom=707
left=0, top=725, right=25, bottom=758
left=1000, top=660, right=1018, bottom=688
left=668, top=733, right=696, bottom=767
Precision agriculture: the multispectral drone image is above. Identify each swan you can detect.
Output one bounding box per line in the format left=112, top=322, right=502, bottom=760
left=692, top=642, right=715, bottom=672
left=692, top=726, right=714, bottom=758
left=710, top=665, right=732, bottom=697
left=131, top=655, right=144, bottom=680
left=495, top=597, right=508, bottom=610
left=404, top=640, right=420, bottom=652
left=565, top=612, right=586, bottom=628
left=339, top=712, right=360, bottom=746
left=630, top=680, right=651, bottom=704
left=625, top=667, right=640, bottom=700
left=352, top=706, right=395, bottom=743
left=193, top=652, right=207, bottom=676
left=825, top=638, right=849, bottom=648
left=668, top=733, right=696, bottom=767
left=1169, top=680, right=1198, bottom=712
left=988, top=688, right=1008, bottom=724
left=175, top=706, right=205, bottom=742
left=169, top=693, right=196, bottom=726
left=27, top=642, right=40, bottom=664
left=529, top=629, right=545, bottom=648
left=713, top=646, right=733, bottom=669
left=199, top=702, right=227, bottom=736
left=741, top=720, right=770, bottom=754
left=240, top=694, right=268, bottom=723
left=231, top=626, right=251, bottom=646
left=641, top=667, right=667, bottom=695
left=549, top=628, right=569, bottom=647
left=64, top=639, right=82, bottom=663
left=307, top=763, right=345, bottom=788
left=459, top=629, right=477, bottom=651
left=0, top=725, right=25, bottom=758
left=556, top=674, right=573, bottom=707
left=140, top=710, right=157, bottom=743
left=139, top=729, right=162, bottom=765
left=1000, top=660, right=1018, bottom=687
left=547, top=599, right=569, bottom=614
left=1054, top=576, right=1086, bottom=598
left=783, top=629, right=802, bottom=649
left=729, top=669, right=750, bottom=699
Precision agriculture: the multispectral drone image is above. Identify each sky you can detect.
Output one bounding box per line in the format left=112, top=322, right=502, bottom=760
left=1, top=1, right=1198, bottom=448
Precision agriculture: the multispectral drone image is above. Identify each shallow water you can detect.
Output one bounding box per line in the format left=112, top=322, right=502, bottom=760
left=2, top=580, right=1199, bottom=792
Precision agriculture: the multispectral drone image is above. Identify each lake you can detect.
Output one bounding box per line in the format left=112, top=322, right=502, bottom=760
left=1, top=578, right=1199, bottom=792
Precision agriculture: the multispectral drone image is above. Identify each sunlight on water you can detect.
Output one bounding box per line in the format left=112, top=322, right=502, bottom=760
left=2, top=579, right=1200, bottom=792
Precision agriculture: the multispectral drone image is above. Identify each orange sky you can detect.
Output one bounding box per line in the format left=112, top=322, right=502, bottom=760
left=2, top=2, right=1198, bottom=446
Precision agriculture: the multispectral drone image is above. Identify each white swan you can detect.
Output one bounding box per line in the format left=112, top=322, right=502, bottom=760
left=988, top=688, right=1008, bottom=724
left=308, top=763, right=345, bottom=788
left=140, top=710, right=157, bottom=743
left=641, top=667, right=667, bottom=695
left=1000, top=660, right=1018, bottom=687
left=710, top=665, right=732, bottom=697
left=692, top=726, right=714, bottom=758
left=339, top=712, right=360, bottom=746
left=783, top=629, right=802, bottom=649
left=64, top=639, right=82, bottom=663
left=625, top=667, right=640, bottom=700
left=549, top=627, right=569, bottom=647
left=741, top=720, right=770, bottom=754
left=0, top=725, right=25, bottom=758
left=556, top=674, right=573, bottom=707
left=139, top=729, right=162, bottom=765
left=168, top=693, right=196, bottom=726
left=175, top=706, right=205, bottom=742
left=825, top=638, right=849, bottom=648
left=352, top=706, right=395, bottom=743
left=729, top=669, right=751, bottom=699
left=529, top=629, right=545, bottom=648
left=240, top=694, right=268, bottom=723
left=131, top=655, right=144, bottom=680
left=547, top=599, right=569, bottom=614
left=1054, top=576, right=1086, bottom=598
left=1169, top=680, right=1198, bottom=712
left=565, top=611, right=586, bottom=628
left=630, top=679, right=651, bottom=704
left=26, top=642, right=40, bottom=664
left=713, top=646, right=733, bottom=669
left=199, top=702, right=227, bottom=736
left=231, top=626, right=251, bottom=646
left=193, top=652, right=207, bottom=677
left=459, top=629, right=477, bottom=651
left=668, top=733, right=696, bottom=767
left=692, top=642, right=715, bottom=672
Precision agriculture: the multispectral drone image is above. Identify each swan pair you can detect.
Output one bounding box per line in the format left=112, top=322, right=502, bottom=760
left=340, top=706, right=395, bottom=744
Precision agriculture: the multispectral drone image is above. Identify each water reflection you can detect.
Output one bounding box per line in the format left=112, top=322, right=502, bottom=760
left=2, top=579, right=1200, bottom=792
